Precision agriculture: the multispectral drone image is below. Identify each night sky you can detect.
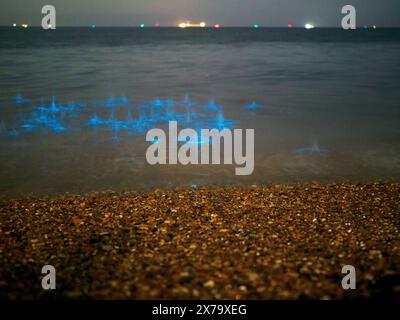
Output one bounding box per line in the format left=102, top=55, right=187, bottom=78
left=1, top=0, right=400, bottom=27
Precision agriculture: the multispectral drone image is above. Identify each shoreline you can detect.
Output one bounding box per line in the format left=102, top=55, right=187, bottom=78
left=0, top=181, right=399, bottom=299
left=1, top=178, right=400, bottom=200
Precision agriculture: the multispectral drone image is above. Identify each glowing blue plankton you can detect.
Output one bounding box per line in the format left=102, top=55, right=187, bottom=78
left=36, top=97, right=73, bottom=117
left=182, top=95, right=197, bottom=108
left=12, top=94, right=31, bottom=105
left=128, top=114, right=154, bottom=136
left=87, top=113, right=105, bottom=127
left=7, top=129, right=20, bottom=137
left=63, top=102, right=86, bottom=115
left=151, top=99, right=165, bottom=110
left=151, top=99, right=175, bottom=110
left=20, top=102, right=69, bottom=133
left=181, top=95, right=202, bottom=123
left=137, top=103, right=153, bottom=119
left=294, top=142, right=328, bottom=154
left=182, top=107, right=204, bottom=124
left=19, top=122, right=37, bottom=132
left=111, top=131, right=122, bottom=141
left=105, top=110, right=129, bottom=129
left=163, top=98, right=176, bottom=108
left=108, top=117, right=126, bottom=141
left=48, top=120, right=67, bottom=133
left=245, top=101, right=264, bottom=111
left=202, top=97, right=222, bottom=112
left=96, top=95, right=129, bottom=107
left=198, top=109, right=235, bottom=131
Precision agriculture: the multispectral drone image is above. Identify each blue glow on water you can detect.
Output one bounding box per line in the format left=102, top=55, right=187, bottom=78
left=87, top=113, right=104, bottom=127
left=20, top=123, right=37, bottom=132
left=96, top=95, right=129, bottom=107
left=202, top=97, right=222, bottom=112
left=151, top=99, right=164, bottom=110
left=294, top=142, right=327, bottom=154
left=7, top=129, right=20, bottom=137
left=183, top=95, right=197, bottom=108
left=49, top=121, right=68, bottom=133
left=245, top=101, right=264, bottom=111
left=12, top=94, right=31, bottom=105
left=2, top=95, right=239, bottom=141
left=13, top=97, right=75, bottom=134
left=194, top=109, right=235, bottom=131
left=165, top=99, right=176, bottom=108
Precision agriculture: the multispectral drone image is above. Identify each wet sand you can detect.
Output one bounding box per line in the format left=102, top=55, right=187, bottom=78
left=0, top=182, right=399, bottom=299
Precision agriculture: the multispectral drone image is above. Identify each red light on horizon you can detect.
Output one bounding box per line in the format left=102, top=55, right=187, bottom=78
left=214, top=24, right=221, bottom=28
left=288, top=23, right=293, bottom=28
left=154, top=23, right=160, bottom=28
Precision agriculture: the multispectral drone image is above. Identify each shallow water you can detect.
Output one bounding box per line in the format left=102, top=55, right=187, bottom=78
left=0, top=27, right=400, bottom=196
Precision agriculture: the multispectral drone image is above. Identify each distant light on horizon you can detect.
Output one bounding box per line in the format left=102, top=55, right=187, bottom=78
left=178, top=21, right=206, bottom=28
left=305, top=23, right=315, bottom=29
left=288, top=23, right=293, bottom=28
left=12, top=23, right=17, bottom=27
left=139, top=23, right=145, bottom=28
left=253, top=24, right=260, bottom=29
left=214, top=24, right=221, bottom=28
left=21, top=24, right=28, bottom=28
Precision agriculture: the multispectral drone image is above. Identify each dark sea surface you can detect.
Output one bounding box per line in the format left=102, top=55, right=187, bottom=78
left=0, top=27, right=400, bottom=196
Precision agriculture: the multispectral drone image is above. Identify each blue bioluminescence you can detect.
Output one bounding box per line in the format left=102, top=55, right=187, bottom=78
left=201, top=109, right=235, bottom=131
left=245, top=101, right=264, bottom=111
left=12, top=95, right=31, bottom=105
left=87, top=113, right=104, bottom=127
left=202, top=97, right=222, bottom=112
left=184, top=111, right=202, bottom=124
left=2, top=94, right=242, bottom=141
left=16, top=97, right=72, bottom=134
left=137, top=103, right=154, bottom=120
left=164, top=98, right=176, bottom=108
left=20, top=123, right=37, bottom=132
left=183, top=95, right=197, bottom=108
left=294, top=143, right=328, bottom=155
left=96, top=95, right=129, bottom=107
left=111, top=135, right=122, bottom=141
left=7, top=129, right=20, bottom=137
left=151, top=99, right=165, bottom=110
left=48, top=121, right=67, bottom=133
left=164, top=106, right=176, bottom=121
left=43, top=97, right=62, bottom=114
left=63, top=102, right=86, bottom=117
left=67, top=102, right=86, bottom=109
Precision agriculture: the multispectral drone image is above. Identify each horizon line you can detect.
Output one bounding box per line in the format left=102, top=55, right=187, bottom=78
left=1, top=25, right=398, bottom=28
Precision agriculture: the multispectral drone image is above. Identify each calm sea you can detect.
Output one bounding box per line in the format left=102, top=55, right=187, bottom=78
left=0, top=27, right=400, bottom=196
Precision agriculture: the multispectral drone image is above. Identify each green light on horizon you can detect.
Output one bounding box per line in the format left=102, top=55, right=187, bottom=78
left=253, top=24, right=260, bottom=29
left=139, top=24, right=145, bottom=28
left=91, top=24, right=96, bottom=28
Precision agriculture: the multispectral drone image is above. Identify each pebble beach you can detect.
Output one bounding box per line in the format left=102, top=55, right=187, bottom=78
left=0, top=182, right=399, bottom=299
